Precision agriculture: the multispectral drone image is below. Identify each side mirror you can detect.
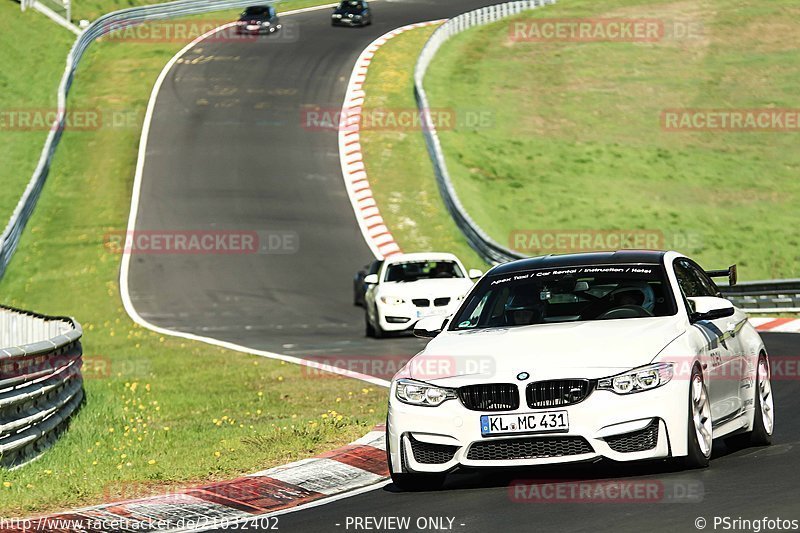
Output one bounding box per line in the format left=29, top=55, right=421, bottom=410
left=468, top=269, right=483, bottom=279
left=364, top=274, right=379, bottom=285
left=414, top=316, right=448, bottom=338
left=687, top=296, right=735, bottom=322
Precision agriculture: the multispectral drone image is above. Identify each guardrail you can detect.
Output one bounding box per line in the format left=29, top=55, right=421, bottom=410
left=413, top=0, right=798, bottom=313
left=0, top=306, right=83, bottom=468
left=414, top=0, right=549, bottom=265
left=719, top=280, right=800, bottom=313
left=0, top=0, right=280, bottom=281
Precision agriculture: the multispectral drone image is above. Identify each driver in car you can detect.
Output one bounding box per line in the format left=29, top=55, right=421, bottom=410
left=607, top=282, right=656, bottom=316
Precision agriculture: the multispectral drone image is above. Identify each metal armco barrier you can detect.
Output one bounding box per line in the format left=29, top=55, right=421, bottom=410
left=0, top=0, right=281, bottom=280
left=719, top=280, right=800, bottom=313
left=0, top=305, right=83, bottom=468
left=414, top=0, right=551, bottom=265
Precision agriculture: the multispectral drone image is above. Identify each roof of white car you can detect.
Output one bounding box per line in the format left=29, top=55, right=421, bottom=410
left=384, top=252, right=461, bottom=264
left=491, top=250, right=667, bottom=276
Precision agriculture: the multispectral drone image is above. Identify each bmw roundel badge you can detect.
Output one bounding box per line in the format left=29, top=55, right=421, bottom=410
left=516, top=372, right=529, bottom=381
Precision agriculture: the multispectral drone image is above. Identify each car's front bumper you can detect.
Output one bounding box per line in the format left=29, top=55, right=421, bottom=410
left=376, top=301, right=460, bottom=332
left=332, top=17, right=364, bottom=25
left=236, top=24, right=280, bottom=34
left=387, top=376, right=690, bottom=474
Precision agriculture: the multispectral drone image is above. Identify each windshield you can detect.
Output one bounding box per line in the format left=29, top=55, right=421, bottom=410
left=243, top=6, right=271, bottom=16
left=451, top=263, right=677, bottom=330
left=384, top=260, right=464, bottom=283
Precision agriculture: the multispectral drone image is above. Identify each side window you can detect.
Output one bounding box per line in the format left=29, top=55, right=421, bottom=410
left=674, top=260, right=702, bottom=298
left=689, top=263, right=720, bottom=297
left=685, top=261, right=718, bottom=297
left=674, top=259, right=717, bottom=299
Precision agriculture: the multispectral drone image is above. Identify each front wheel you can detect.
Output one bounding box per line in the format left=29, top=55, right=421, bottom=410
left=683, top=366, right=712, bottom=468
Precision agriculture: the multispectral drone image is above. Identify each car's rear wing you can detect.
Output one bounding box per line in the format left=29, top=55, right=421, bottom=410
left=706, top=264, right=737, bottom=286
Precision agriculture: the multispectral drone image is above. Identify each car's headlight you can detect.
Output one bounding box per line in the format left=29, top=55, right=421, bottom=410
left=597, top=363, right=673, bottom=395
left=380, top=295, right=405, bottom=306
left=395, top=379, right=457, bottom=407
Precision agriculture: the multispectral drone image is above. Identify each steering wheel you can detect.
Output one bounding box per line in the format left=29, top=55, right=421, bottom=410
left=596, top=305, right=654, bottom=320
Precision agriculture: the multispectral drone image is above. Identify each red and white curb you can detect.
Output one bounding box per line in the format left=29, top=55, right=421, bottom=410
left=339, top=20, right=444, bottom=260
left=750, top=317, right=800, bottom=333
left=12, top=427, right=387, bottom=532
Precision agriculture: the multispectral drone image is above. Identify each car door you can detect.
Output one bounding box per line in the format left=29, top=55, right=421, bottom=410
left=673, top=259, right=739, bottom=422
left=686, top=259, right=748, bottom=415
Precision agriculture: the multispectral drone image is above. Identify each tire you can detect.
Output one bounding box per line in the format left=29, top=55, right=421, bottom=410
left=365, top=312, right=376, bottom=337
left=370, top=306, right=385, bottom=338
left=683, top=366, right=712, bottom=469
left=726, top=354, right=774, bottom=448
left=386, top=426, right=446, bottom=491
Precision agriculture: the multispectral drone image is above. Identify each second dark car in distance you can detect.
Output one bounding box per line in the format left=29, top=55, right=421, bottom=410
left=332, top=0, right=372, bottom=27
left=237, top=5, right=282, bottom=34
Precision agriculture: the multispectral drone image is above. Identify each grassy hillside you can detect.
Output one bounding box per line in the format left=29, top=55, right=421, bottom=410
left=0, top=3, right=74, bottom=226
left=424, top=0, right=800, bottom=279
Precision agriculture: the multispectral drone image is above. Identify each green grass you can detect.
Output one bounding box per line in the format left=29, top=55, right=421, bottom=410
left=359, top=26, right=487, bottom=272
left=0, top=3, right=75, bottom=227
left=0, top=3, right=383, bottom=517
left=422, top=0, right=800, bottom=280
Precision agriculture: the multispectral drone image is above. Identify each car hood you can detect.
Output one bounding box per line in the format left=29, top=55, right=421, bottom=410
left=401, top=316, right=685, bottom=386
left=378, top=278, right=473, bottom=299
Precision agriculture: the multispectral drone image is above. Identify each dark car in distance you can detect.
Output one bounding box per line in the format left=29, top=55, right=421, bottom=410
left=332, top=0, right=372, bottom=27
left=236, top=5, right=282, bottom=34
left=353, top=259, right=382, bottom=307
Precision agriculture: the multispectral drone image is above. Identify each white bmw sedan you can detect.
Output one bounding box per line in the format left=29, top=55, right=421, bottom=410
left=386, top=250, right=775, bottom=490
left=364, top=253, right=482, bottom=338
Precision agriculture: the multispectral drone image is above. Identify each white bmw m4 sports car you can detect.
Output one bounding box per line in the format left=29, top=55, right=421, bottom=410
left=386, top=250, right=775, bottom=490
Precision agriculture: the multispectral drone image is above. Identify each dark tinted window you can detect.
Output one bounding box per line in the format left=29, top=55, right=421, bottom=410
left=674, top=258, right=717, bottom=298
left=244, top=6, right=271, bottom=16
left=384, top=261, right=464, bottom=282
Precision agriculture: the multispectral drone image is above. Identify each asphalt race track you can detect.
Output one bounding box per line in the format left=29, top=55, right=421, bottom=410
left=126, top=1, right=800, bottom=532
left=127, top=0, right=499, bottom=358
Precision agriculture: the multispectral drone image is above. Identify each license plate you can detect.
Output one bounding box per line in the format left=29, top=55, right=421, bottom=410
left=247, top=25, right=260, bottom=30
left=416, top=308, right=445, bottom=319
left=480, top=411, right=569, bottom=436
